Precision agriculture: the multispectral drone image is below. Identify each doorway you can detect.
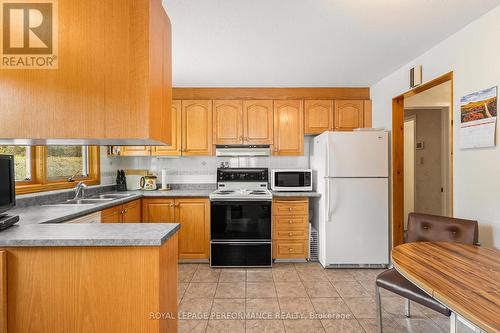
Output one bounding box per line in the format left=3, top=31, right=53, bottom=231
left=392, top=72, right=454, bottom=247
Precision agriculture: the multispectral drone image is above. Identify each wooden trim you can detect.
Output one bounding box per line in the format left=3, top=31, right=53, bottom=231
left=392, top=72, right=453, bottom=248
left=15, top=147, right=101, bottom=195
left=0, top=251, right=6, bottom=333
left=173, top=87, right=370, bottom=100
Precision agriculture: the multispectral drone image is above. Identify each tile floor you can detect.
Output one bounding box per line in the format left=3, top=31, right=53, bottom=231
left=177, top=262, right=474, bottom=333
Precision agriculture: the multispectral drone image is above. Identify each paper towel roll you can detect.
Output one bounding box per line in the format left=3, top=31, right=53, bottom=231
left=161, top=169, right=168, bottom=190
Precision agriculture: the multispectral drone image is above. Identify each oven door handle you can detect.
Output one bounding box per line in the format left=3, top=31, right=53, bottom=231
left=210, top=241, right=272, bottom=245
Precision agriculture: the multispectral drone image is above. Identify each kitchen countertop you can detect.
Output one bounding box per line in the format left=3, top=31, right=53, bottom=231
left=0, top=223, right=180, bottom=247
left=10, top=189, right=320, bottom=225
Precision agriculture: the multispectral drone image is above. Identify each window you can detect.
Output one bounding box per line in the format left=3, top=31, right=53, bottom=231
left=0, top=146, right=100, bottom=194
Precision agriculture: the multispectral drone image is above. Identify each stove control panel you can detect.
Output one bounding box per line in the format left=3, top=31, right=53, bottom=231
left=217, top=168, right=268, bottom=182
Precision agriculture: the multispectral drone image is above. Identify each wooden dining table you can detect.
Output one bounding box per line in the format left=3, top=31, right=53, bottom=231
left=392, top=242, right=500, bottom=333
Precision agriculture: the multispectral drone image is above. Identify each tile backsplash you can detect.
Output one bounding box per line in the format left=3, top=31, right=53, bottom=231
left=101, top=137, right=312, bottom=185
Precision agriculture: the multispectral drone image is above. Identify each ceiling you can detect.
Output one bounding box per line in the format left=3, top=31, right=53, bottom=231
left=162, top=0, right=500, bottom=87
left=405, top=81, right=452, bottom=108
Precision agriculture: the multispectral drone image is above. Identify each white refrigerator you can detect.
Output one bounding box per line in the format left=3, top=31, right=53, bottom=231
left=310, top=131, right=389, bottom=267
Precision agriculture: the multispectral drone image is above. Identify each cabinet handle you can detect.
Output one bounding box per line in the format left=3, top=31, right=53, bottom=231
left=289, top=232, right=293, bottom=236
left=288, top=208, right=292, bottom=211
left=289, top=248, right=293, bottom=252
left=288, top=220, right=292, bottom=224
left=170, top=203, right=174, bottom=207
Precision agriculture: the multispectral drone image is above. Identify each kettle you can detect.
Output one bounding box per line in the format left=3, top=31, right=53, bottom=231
left=140, top=175, right=157, bottom=191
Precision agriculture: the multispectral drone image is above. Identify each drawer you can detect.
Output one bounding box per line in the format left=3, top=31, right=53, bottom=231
left=273, top=240, right=308, bottom=259
left=273, top=228, right=308, bottom=240
left=273, top=216, right=308, bottom=229
left=273, top=200, right=308, bottom=216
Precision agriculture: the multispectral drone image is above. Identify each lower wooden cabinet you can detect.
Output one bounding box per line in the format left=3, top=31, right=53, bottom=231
left=142, top=198, right=210, bottom=260
left=101, top=199, right=142, bottom=223
left=272, top=198, right=309, bottom=260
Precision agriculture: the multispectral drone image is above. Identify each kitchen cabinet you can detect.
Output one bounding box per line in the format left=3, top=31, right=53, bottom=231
left=101, top=199, right=142, bottom=223
left=272, top=198, right=309, bottom=260
left=142, top=198, right=210, bottom=260
left=334, top=100, right=365, bottom=131
left=304, top=100, right=334, bottom=134
left=182, top=100, right=213, bottom=156
left=243, top=100, right=274, bottom=144
left=273, top=100, right=304, bottom=155
left=0, top=0, right=172, bottom=146
left=153, top=100, right=182, bottom=156
left=213, top=100, right=243, bottom=144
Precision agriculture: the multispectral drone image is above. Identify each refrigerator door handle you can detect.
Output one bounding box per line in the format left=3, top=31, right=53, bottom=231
left=326, top=179, right=336, bottom=222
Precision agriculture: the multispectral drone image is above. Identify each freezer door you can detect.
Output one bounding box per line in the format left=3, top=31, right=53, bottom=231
left=324, top=178, right=389, bottom=265
left=328, top=131, right=388, bottom=177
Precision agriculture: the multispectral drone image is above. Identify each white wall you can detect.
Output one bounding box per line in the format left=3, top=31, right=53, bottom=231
left=371, top=5, right=500, bottom=247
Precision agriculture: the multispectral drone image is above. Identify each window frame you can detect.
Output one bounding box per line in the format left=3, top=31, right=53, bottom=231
left=15, top=146, right=101, bottom=195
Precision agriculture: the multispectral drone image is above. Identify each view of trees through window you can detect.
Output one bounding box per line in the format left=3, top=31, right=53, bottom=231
left=0, top=146, right=30, bottom=181
left=47, top=146, right=88, bottom=180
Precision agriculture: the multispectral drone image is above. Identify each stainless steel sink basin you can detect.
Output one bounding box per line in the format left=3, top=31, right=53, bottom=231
left=60, top=198, right=115, bottom=205
left=97, top=193, right=135, bottom=199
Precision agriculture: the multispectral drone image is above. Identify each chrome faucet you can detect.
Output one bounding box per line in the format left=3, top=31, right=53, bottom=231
left=73, top=181, right=88, bottom=200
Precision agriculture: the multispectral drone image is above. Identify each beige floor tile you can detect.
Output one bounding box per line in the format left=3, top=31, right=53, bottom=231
left=278, top=297, right=315, bottom=318
left=219, top=269, right=246, bottom=282
left=391, top=318, right=444, bottom=333
left=323, top=269, right=355, bottom=282
left=198, top=264, right=218, bottom=270
left=358, top=279, right=394, bottom=298
left=178, top=319, right=208, bottom=333
left=184, top=282, right=218, bottom=299
left=272, top=269, right=301, bottom=282
left=282, top=319, right=325, bottom=332
left=343, top=297, right=378, bottom=319
left=272, top=263, right=297, bottom=271
left=179, top=263, right=199, bottom=271
left=275, top=281, right=308, bottom=298
left=178, top=282, right=189, bottom=301
left=303, top=281, right=340, bottom=298
left=246, top=298, right=281, bottom=316
left=332, top=281, right=371, bottom=298
left=178, top=269, right=196, bottom=283
left=349, top=269, right=385, bottom=281
left=247, top=269, right=274, bottom=282
left=321, top=318, right=365, bottom=333
left=310, top=297, right=352, bottom=317
left=297, top=269, right=328, bottom=282
left=215, top=282, right=246, bottom=298
left=206, top=319, right=245, bottom=333
left=192, top=269, right=221, bottom=282
left=246, top=319, right=285, bottom=333
left=178, top=298, right=213, bottom=320
left=294, top=262, right=323, bottom=270
left=210, top=298, right=245, bottom=319
left=357, top=318, right=405, bottom=333
left=247, top=282, right=277, bottom=298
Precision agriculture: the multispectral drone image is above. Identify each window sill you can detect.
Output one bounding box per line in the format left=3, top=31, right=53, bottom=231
left=15, top=179, right=100, bottom=195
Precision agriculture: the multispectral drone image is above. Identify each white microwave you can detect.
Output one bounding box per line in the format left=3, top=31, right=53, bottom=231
left=271, top=169, right=312, bottom=192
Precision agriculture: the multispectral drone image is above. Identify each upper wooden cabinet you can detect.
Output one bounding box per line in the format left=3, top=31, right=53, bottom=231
left=243, top=100, right=274, bottom=144
left=304, top=100, right=334, bottom=135
left=334, top=100, right=365, bottom=131
left=213, top=100, right=243, bottom=144
left=120, top=146, right=152, bottom=156
left=0, top=0, right=172, bottom=145
left=273, top=100, right=304, bottom=156
left=153, top=100, right=182, bottom=156
left=182, top=100, right=213, bottom=155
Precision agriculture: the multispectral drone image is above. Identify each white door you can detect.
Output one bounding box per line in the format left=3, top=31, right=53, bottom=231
left=404, top=117, right=416, bottom=229
left=324, top=178, right=389, bottom=265
left=328, top=131, right=388, bottom=178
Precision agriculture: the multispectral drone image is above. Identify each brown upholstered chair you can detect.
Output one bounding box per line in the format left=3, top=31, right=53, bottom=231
left=375, top=213, right=479, bottom=332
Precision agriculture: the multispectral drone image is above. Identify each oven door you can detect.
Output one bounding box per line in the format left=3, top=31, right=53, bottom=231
left=211, top=201, right=271, bottom=240
left=272, top=170, right=312, bottom=191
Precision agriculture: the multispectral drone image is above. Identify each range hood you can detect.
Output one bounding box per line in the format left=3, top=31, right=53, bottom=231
left=216, top=145, right=270, bottom=157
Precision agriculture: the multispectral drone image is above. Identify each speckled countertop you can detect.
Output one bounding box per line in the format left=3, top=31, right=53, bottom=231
left=0, top=223, right=180, bottom=247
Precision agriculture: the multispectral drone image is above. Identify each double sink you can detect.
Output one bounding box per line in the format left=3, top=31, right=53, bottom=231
left=46, top=193, right=135, bottom=206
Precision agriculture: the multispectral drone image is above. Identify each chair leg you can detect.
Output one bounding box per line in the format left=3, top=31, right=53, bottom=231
left=449, top=312, right=457, bottom=333
left=375, top=285, right=383, bottom=333
left=405, top=298, right=411, bottom=318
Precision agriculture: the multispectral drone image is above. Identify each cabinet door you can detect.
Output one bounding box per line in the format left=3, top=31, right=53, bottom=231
left=142, top=199, right=175, bottom=223
left=182, top=100, right=213, bottom=156
left=243, top=100, right=274, bottom=144
left=273, top=100, right=304, bottom=155
left=175, top=198, right=210, bottom=260
left=122, top=199, right=142, bottom=223
left=363, top=100, right=372, bottom=128
left=213, top=100, right=243, bottom=144
left=119, top=146, right=152, bottom=156
left=304, top=100, right=333, bottom=134
left=334, top=100, right=364, bottom=131
left=101, top=205, right=122, bottom=223
left=153, top=100, right=181, bottom=156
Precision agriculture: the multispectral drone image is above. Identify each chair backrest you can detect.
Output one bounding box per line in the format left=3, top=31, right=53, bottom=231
left=407, top=213, right=478, bottom=245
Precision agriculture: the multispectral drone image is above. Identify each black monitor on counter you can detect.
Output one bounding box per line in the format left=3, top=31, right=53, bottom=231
left=0, top=155, right=15, bottom=216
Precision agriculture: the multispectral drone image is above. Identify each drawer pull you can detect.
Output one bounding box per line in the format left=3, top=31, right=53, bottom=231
left=288, top=220, right=292, bottom=224
left=289, top=232, right=293, bottom=236
left=289, top=248, right=293, bottom=252
left=288, top=208, right=292, bottom=211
